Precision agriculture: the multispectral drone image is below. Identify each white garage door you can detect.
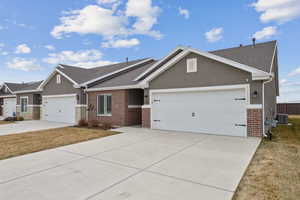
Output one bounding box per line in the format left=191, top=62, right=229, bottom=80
left=3, top=98, right=16, bottom=117
left=42, top=96, right=76, bottom=124
left=151, top=88, right=247, bottom=137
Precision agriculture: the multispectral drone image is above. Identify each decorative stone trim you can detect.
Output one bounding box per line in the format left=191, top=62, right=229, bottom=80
left=247, top=108, right=263, bottom=137
left=142, top=107, right=150, bottom=128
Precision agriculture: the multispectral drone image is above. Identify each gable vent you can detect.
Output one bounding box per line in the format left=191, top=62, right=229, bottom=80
left=187, top=58, right=197, bottom=73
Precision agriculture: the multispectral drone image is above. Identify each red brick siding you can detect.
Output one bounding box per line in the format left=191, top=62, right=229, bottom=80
left=247, top=109, right=263, bottom=137
left=142, top=107, right=150, bottom=128
left=88, top=90, right=128, bottom=126
left=127, top=108, right=142, bottom=126
left=88, top=90, right=142, bottom=126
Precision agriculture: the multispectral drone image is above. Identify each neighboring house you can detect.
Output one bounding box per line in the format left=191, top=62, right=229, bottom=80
left=0, top=83, right=17, bottom=118
left=38, top=58, right=153, bottom=124
left=14, top=40, right=279, bottom=137
left=0, top=81, right=43, bottom=119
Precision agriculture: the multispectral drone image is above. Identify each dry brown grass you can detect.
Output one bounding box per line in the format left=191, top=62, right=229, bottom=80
left=233, top=116, right=300, bottom=200
left=0, top=127, right=119, bottom=160
left=0, top=121, right=14, bottom=125
left=289, top=115, right=300, bottom=119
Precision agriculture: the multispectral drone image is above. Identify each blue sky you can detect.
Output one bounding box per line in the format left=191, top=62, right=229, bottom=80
left=0, top=0, right=299, bottom=102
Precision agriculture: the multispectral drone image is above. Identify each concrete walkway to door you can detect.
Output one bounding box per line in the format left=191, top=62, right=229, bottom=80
left=0, top=120, right=72, bottom=136
left=0, top=127, right=260, bottom=200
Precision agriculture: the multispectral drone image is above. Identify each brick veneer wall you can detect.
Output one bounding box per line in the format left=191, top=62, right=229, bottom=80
left=142, top=107, right=150, bottom=128
left=127, top=108, right=142, bottom=126
left=88, top=90, right=142, bottom=126
left=88, top=90, right=128, bottom=126
left=247, top=108, right=263, bottom=137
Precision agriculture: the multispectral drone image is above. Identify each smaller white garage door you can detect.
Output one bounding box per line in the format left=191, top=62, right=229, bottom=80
left=42, top=96, right=76, bottom=124
left=3, top=98, right=16, bottom=117
left=151, top=88, right=247, bottom=137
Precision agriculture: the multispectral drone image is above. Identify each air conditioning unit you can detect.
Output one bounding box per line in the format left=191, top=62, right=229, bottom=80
left=277, top=114, right=288, bottom=124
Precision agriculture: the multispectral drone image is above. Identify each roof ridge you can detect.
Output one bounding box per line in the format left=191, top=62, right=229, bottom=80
left=210, top=40, right=277, bottom=53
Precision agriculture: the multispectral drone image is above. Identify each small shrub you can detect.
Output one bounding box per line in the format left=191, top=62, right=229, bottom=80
left=4, top=117, right=17, bottom=121
left=17, top=116, right=24, bottom=121
left=101, top=122, right=112, bottom=130
left=78, top=119, right=88, bottom=127
left=88, top=120, right=99, bottom=128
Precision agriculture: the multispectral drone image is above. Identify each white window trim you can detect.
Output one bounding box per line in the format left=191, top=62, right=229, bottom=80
left=97, top=94, right=112, bottom=116
left=20, top=96, right=29, bottom=113
left=56, top=74, right=61, bottom=84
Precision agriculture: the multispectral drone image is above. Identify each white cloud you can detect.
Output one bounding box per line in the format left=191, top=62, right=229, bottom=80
left=45, top=45, right=55, bottom=51
left=178, top=7, right=190, bottom=19
left=125, top=0, right=162, bottom=39
left=251, top=0, right=300, bottom=23
left=7, top=58, right=42, bottom=71
left=51, top=5, right=127, bottom=39
left=1, top=51, right=9, bottom=56
left=101, top=38, right=140, bottom=48
left=205, top=27, right=223, bottom=42
left=51, top=1, right=162, bottom=42
left=96, top=0, right=120, bottom=4
left=96, top=0, right=121, bottom=11
left=15, top=44, right=31, bottom=54
left=288, top=67, right=300, bottom=77
left=253, top=26, right=277, bottom=40
left=43, top=49, right=114, bottom=68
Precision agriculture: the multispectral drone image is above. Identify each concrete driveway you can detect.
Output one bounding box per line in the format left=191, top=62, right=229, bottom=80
left=0, top=120, right=72, bottom=135
left=0, top=127, right=260, bottom=200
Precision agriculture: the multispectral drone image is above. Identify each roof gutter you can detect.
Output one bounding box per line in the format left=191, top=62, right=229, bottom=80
left=13, top=89, right=43, bottom=94
left=85, top=83, right=149, bottom=92
left=262, top=74, right=274, bottom=137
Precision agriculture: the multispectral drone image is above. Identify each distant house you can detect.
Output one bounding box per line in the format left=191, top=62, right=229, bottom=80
left=277, top=101, right=300, bottom=115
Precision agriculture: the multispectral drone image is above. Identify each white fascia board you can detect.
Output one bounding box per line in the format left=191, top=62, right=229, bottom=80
left=2, top=83, right=14, bottom=94
left=133, top=46, right=186, bottom=81
left=86, top=83, right=148, bottom=92
left=14, top=89, right=42, bottom=94
left=0, top=95, right=16, bottom=98
left=187, top=47, right=270, bottom=77
left=56, top=68, right=80, bottom=87
left=42, top=94, right=77, bottom=98
left=140, top=47, right=271, bottom=84
left=38, top=68, right=80, bottom=90
left=80, top=58, right=154, bottom=87
left=269, top=44, right=277, bottom=73
left=140, top=50, right=191, bottom=85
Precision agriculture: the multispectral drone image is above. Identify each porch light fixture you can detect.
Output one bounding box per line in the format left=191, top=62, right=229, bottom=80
left=253, top=91, right=258, bottom=98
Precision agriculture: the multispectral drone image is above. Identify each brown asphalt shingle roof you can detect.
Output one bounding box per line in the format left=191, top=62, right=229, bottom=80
left=4, top=81, right=43, bottom=92
left=210, top=40, right=276, bottom=73
left=90, top=60, right=158, bottom=88
left=58, top=58, right=150, bottom=84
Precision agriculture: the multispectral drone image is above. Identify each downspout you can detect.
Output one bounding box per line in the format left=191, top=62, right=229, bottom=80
left=262, top=76, right=273, bottom=137
left=85, top=85, right=89, bottom=121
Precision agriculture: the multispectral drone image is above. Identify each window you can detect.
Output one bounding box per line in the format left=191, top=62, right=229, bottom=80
left=20, top=97, right=28, bottom=113
left=56, top=74, right=61, bottom=84
left=97, top=94, right=112, bottom=116
left=187, top=58, right=197, bottom=73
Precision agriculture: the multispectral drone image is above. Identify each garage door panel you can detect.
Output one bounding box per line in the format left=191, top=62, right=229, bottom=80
left=42, top=96, right=76, bottom=124
left=151, top=89, right=247, bottom=137
left=3, top=98, right=16, bottom=117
